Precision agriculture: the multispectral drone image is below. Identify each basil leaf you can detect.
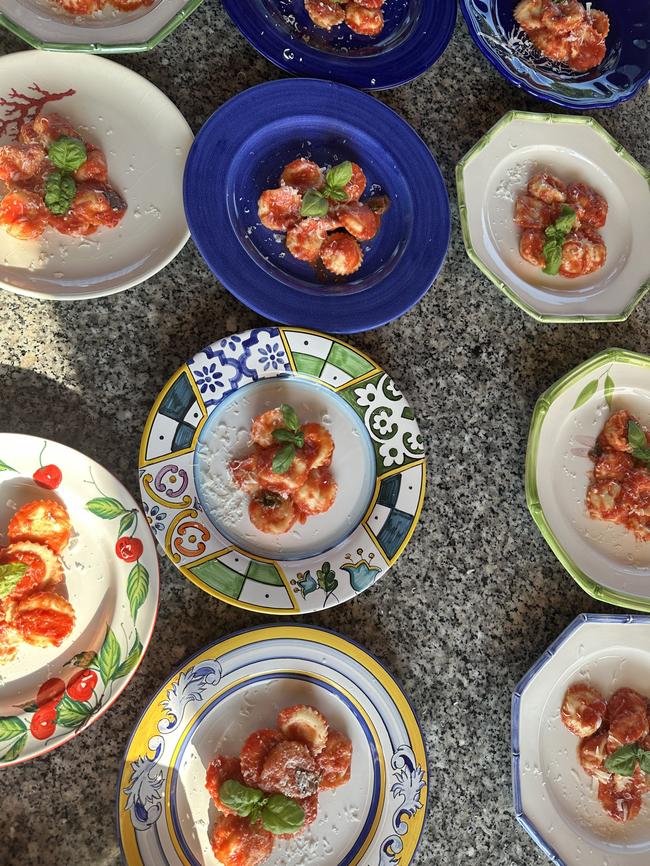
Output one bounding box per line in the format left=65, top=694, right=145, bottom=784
left=553, top=204, right=577, bottom=235
left=639, top=751, right=650, bottom=774
left=280, top=404, right=300, bottom=432
left=0, top=563, right=27, bottom=599
left=326, top=161, right=352, bottom=190
left=604, top=744, right=638, bottom=777
left=326, top=188, right=348, bottom=202
left=219, top=780, right=265, bottom=817
left=261, top=794, right=305, bottom=835
left=631, top=447, right=650, bottom=464
left=542, top=238, right=563, bottom=276
left=44, top=171, right=76, bottom=216
left=48, top=136, right=87, bottom=172
left=301, top=189, right=328, bottom=218
left=627, top=420, right=647, bottom=450
left=273, top=428, right=298, bottom=444
left=272, top=444, right=296, bottom=475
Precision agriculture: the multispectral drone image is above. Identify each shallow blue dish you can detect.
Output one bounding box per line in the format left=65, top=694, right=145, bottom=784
left=183, top=79, right=450, bottom=334
left=460, top=0, right=650, bottom=109
left=221, top=0, right=456, bottom=91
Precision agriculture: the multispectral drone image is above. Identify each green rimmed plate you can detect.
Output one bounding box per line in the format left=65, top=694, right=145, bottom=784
left=138, top=326, right=426, bottom=615
left=0, top=433, right=159, bottom=766
left=0, top=0, right=204, bottom=53
left=526, top=348, right=650, bottom=611
left=456, top=111, right=650, bottom=323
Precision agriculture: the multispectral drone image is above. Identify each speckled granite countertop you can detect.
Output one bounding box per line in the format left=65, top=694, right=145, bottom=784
left=0, top=6, right=648, bottom=866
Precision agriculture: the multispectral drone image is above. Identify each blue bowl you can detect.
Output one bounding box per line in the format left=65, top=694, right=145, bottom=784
left=460, top=0, right=650, bottom=109
left=183, top=79, right=450, bottom=334
left=221, top=0, right=456, bottom=91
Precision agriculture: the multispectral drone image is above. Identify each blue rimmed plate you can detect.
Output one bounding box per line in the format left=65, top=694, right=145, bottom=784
left=138, top=326, right=426, bottom=615
left=460, top=1, right=650, bottom=109
left=513, top=613, right=650, bottom=866
left=221, top=0, right=456, bottom=91
left=117, top=624, right=428, bottom=866
left=183, top=79, right=450, bottom=334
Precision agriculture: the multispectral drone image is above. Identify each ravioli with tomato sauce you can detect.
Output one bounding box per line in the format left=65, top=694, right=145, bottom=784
left=304, top=0, right=385, bottom=37
left=514, top=0, right=609, bottom=72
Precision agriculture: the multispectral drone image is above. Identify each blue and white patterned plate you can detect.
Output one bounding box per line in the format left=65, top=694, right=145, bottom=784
left=138, top=327, right=426, bottom=615
left=460, top=0, right=650, bottom=109
left=117, top=625, right=428, bottom=866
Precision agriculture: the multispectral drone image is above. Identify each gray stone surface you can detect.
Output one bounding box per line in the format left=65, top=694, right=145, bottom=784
left=0, top=7, right=648, bottom=866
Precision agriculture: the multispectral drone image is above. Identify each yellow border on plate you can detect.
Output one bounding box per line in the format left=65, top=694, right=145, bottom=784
left=118, top=627, right=427, bottom=866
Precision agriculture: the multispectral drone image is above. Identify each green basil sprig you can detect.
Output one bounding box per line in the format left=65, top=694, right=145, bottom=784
left=271, top=404, right=305, bottom=474
left=300, top=161, right=353, bottom=218
left=542, top=204, right=577, bottom=276
left=48, top=136, right=87, bottom=173
left=627, top=419, right=650, bottom=464
left=0, top=562, right=28, bottom=599
left=219, top=780, right=305, bottom=835
left=604, top=743, right=650, bottom=777
left=44, top=171, right=77, bottom=216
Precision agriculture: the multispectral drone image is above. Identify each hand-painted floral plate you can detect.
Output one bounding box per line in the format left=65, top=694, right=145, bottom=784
left=221, top=0, right=456, bottom=90
left=183, top=78, right=450, bottom=334
left=0, top=433, right=158, bottom=766
left=0, top=0, right=204, bottom=52
left=513, top=613, right=650, bottom=866
left=460, top=0, right=650, bottom=109
left=526, top=348, right=650, bottom=612
left=138, top=326, right=426, bottom=614
left=117, top=625, right=428, bottom=866
left=0, top=50, right=192, bottom=301
left=457, top=111, right=650, bottom=323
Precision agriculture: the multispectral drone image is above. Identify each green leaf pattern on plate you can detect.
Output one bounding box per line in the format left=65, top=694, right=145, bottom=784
left=127, top=563, right=149, bottom=623
left=571, top=369, right=616, bottom=412
left=98, top=625, right=122, bottom=684
left=86, top=497, right=126, bottom=520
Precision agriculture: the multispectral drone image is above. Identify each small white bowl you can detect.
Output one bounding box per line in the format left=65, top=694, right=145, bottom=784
left=457, top=111, right=650, bottom=323
left=513, top=613, right=650, bottom=866
left=0, top=50, right=192, bottom=300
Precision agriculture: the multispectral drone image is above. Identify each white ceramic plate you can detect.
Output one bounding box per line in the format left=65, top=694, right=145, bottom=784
left=0, top=0, right=203, bottom=51
left=526, top=348, right=650, bottom=612
left=513, top=613, right=650, bottom=866
left=117, top=625, right=428, bottom=866
left=0, top=433, right=159, bottom=766
left=0, top=50, right=192, bottom=300
left=138, top=326, right=426, bottom=615
left=457, top=111, right=650, bottom=323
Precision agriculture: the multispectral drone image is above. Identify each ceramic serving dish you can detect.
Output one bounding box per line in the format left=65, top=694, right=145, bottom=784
left=0, top=433, right=159, bottom=766
left=221, top=0, right=456, bottom=91
left=138, top=326, right=426, bottom=615
left=0, top=50, right=192, bottom=300
left=526, top=348, right=650, bottom=611
left=183, top=78, right=449, bottom=334
left=457, top=111, right=650, bottom=323
left=0, top=0, right=203, bottom=52
left=117, top=624, right=428, bottom=866
left=460, top=0, right=650, bottom=109
left=513, top=613, right=650, bottom=866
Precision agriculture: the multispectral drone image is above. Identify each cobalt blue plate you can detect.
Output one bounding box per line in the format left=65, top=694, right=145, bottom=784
left=183, top=79, right=450, bottom=334
left=221, top=0, right=456, bottom=91
left=460, top=0, right=650, bottom=109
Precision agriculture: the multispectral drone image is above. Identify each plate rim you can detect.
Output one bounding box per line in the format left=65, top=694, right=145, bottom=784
left=455, top=110, right=650, bottom=324
left=0, top=49, right=192, bottom=301
left=0, top=0, right=205, bottom=53
left=220, top=0, right=457, bottom=91
left=137, top=325, right=427, bottom=615
left=525, top=347, right=650, bottom=613
left=0, top=430, right=161, bottom=767
left=115, top=622, right=429, bottom=866
left=458, top=0, right=650, bottom=110
left=182, top=77, right=450, bottom=335
left=511, top=612, right=650, bottom=866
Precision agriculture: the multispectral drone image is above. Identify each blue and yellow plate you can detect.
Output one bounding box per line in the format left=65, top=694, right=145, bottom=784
left=117, top=625, right=428, bottom=866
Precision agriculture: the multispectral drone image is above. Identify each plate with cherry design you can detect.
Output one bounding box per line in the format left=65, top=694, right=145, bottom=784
left=0, top=432, right=158, bottom=766
left=117, top=624, right=428, bottom=866
left=138, top=325, right=426, bottom=615
left=513, top=613, right=650, bottom=866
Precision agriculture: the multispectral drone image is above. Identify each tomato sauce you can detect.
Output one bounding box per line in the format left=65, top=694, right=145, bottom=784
left=514, top=0, right=609, bottom=72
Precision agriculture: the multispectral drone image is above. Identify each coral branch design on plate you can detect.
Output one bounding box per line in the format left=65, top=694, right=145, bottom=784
left=139, top=327, right=426, bottom=615
left=117, top=626, right=428, bottom=866
left=0, top=433, right=158, bottom=766
left=0, top=83, right=76, bottom=139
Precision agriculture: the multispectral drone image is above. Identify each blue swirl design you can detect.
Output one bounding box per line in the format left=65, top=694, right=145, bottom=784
left=378, top=745, right=426, bottom=866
